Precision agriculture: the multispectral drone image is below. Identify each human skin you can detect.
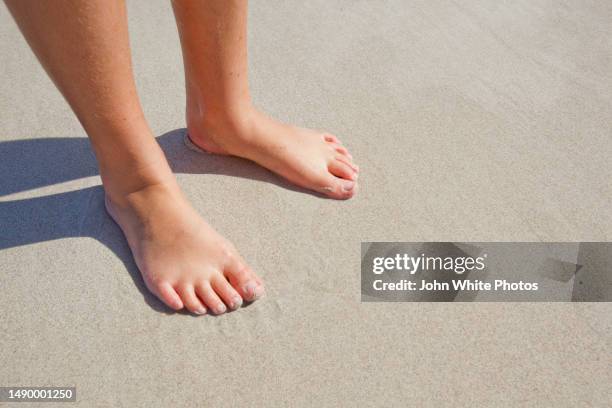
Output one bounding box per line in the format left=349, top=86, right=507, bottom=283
left=4, top=0, right=357, bottom=314
left=172, top=0, right=359, bottom=199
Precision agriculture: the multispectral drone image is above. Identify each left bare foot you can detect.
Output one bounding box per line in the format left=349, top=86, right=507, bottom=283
left=187, top=106, right=359, bottom=199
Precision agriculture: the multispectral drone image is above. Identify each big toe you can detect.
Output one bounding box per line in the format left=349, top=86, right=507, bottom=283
left=225, top=263, right=264, bottom=302
left=319, top=175, right=357, bottom=200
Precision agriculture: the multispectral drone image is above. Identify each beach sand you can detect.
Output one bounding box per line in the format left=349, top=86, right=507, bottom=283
left=1, top=1, right=611, bottom=406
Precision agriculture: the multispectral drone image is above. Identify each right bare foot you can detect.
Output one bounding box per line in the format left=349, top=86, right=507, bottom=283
left=104, top=177, right=264, bottom=315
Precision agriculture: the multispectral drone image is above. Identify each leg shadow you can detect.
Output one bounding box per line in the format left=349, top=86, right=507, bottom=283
left=0, top=135, right=98, bottom=196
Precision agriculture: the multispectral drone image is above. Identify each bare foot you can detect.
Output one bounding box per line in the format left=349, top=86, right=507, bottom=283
left=187, top=107, right=359, bottom=199
left=105, top=177, right=264, bottom=315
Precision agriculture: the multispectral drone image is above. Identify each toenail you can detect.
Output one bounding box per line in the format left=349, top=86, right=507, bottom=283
left=194, top=306, right=207, bottom=315
left=216, top=304, right=227, bottom=314
left=343, top=181, right=355, bottom=191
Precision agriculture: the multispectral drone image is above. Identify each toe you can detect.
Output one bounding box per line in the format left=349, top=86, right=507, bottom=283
left=328, top=158, right=357, bottom=181
left=195, top=281, right=227, bottom=315
left=154, top=281, right=184, bottom=311
left=333, top=144, right=353, bottom=160
left=319, top=175, right=356, bottom=200
left=324, top=134, right=341, bottom=144
left=212, top=276, right=243, bottom=310
left=224, top=263, right=264, bottom=302
left=176, top=284, right=207, bottom=315
left=335, top=154, right=359, bottom=172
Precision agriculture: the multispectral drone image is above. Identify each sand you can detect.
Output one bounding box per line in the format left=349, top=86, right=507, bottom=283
left=1, top=0, right=611, bottom=406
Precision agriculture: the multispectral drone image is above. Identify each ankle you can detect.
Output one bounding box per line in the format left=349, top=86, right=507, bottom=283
left=101, top=156, right=177, bottom=208
left=105, top=178, right=178, bottom=213
left=187, top=98, right=255, bottom=139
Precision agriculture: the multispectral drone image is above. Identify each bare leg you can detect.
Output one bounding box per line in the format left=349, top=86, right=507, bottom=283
left=5, top=0, right=263, bottom=314
left=172, top=0, right=359, bottom=199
